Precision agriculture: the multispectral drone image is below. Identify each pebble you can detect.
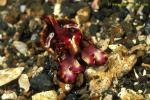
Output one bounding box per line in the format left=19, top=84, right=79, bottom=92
left=145, top=94, right=150, bottom=100
left=126, top=0, right=135, bottom=12
left=85, top=67, right=97, bottom=79
left=146, top=35, right=150, bottom=45
left=13, top=41, right=28, bottom=56
left=129, top=44, right=146, bottom=54
left=124, top=14, right=133, bottom=22
left=76, top=7, right=91, bottom=23
left=4, top=7, right=20, bottom=24
left=32, top=90, right=58, bottom=100
left=0, top=56, right=6, bottom=68
left=20, top=5, right=26, bottom=13
left=53, top=3, right=62, bottom=17
left=1, top=91, right=17, bottom=100
left=136, top=25, right=144, bottom=31
left=65, top=93, right=77, bottom=100
left=64, top=84, right=72, bottom=92
left=30, top=73, right=54, bottom=91
left=142, top=54, right=150, bottom=64
left=98, top=39, right=110, bottom=50
left=0, top=0, right=7, bottom=6
left=91, top=0, right=101, bottom=11
left=75, top=73, right=84, bottom=87
left=31, top=34, right=39, bottom=42
left=118, top=88, right=144, bottom=100
left=18, top=74, right=30, bottom=92
left=138, top=35, right=146, bottom=42
left=144, top=21, right=150, bottom=35
left=29, top=18, right=41, bottom=33
left=57, top=81, right=72, bottom=93
left=0, top=67, right=24, bottom=86
left=108, top=44, right=127, bottom=52
left=79, top=94, right=90, bottom=100
left=89, top=24, right=100, bottom=35
left=28, top=66, right=44, bottom=78
left=27, top=3, right=44, bottom=18
left=103, top=94, right=113, bottom=100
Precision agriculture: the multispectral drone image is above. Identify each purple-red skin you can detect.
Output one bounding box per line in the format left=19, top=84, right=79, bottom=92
left=81, top=45, right=108, bottom=66
left=40, top=15, right=108, bottom=83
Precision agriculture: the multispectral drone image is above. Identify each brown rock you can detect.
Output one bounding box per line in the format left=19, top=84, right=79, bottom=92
left=89, top=72, right=112, bottom=97
left=76, top=7, right=91, bottom=24
left=0, top=0, right=7, bottom=6
left=118, top=88, right=144, bottom=100
left=91, top=0, right=101, bottom=10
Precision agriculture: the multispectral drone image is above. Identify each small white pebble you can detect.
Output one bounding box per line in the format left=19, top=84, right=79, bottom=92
left=136, top=25, right=144, bottom=31
left=96, top=20, right=99, bottom=23
left=133, top=22, right=138, bottom=26
left=132, top=39, right=136, bottom=44
left=139, top=15, right=143, bottom=20
left=114, top=38, right=122, bottom=41
left=0, top=34, right=2, bottom=39
left=146, top=35, right=150, bottom=45
left=116, top=17, right=120, bottom=21
left=138, top=90, right=143, bottom=94
left=134, top=69, right=139, bottom=79
left=17, top=52, right=21, bottom=56
left=20, top=5, right=26, bottom=13
left=31, top=34, right=38, bottom=41
left=65, top=84, right=72, bottom=91
left=143, top=69, right=146, bottom=76
left=91, top=36, right=97, bottom=44
left=122, top=0, right=128, bottom=3
left=0, top=56, right=6, bottom=66
left=134, top=82, right=139, bottom=85
left=53, top=3, right=62, bottom=16
left=45, top=0, right=48, bottom=3
left=137, top=5, right=144, bottom=15
left=124, top=14, right=133, bottom=22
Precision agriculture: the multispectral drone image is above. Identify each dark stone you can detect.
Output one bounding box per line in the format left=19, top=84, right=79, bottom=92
left=111, top=0, right=122, bottom=3
left=142, top=54, right=150, bottom=64
left=62, top=2, right=87, bottom=17
left=65, top=93, right=78, bottom=100
left=30, top=73, right=54, bottom=91
left=43, top=2, right=53, bottom=15
left=0, top=17, right=8, bottom=30
left=101, top=0, right=111, bottom=7
left=119, top=73, right=136, bottom=89
left=134, top=75, right=150, bottom=92
left=89, top=24, right=100, bottom=36
left=44, top=56, right=59, bottom=70
left=118, top=7, right=129, bottom=21
left=26, top=57, right=35, bottom=66
left=143, top=5, right=150, bottom=17
left=92, top=8, right=113, bottom=20
left=6, top=27, right=16, bottom=36
left=144, top=21, right=150, bottom=35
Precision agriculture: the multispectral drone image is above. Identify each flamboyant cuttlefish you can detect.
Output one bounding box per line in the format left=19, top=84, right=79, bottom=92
left=40, top=15, right=108, bottom=83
